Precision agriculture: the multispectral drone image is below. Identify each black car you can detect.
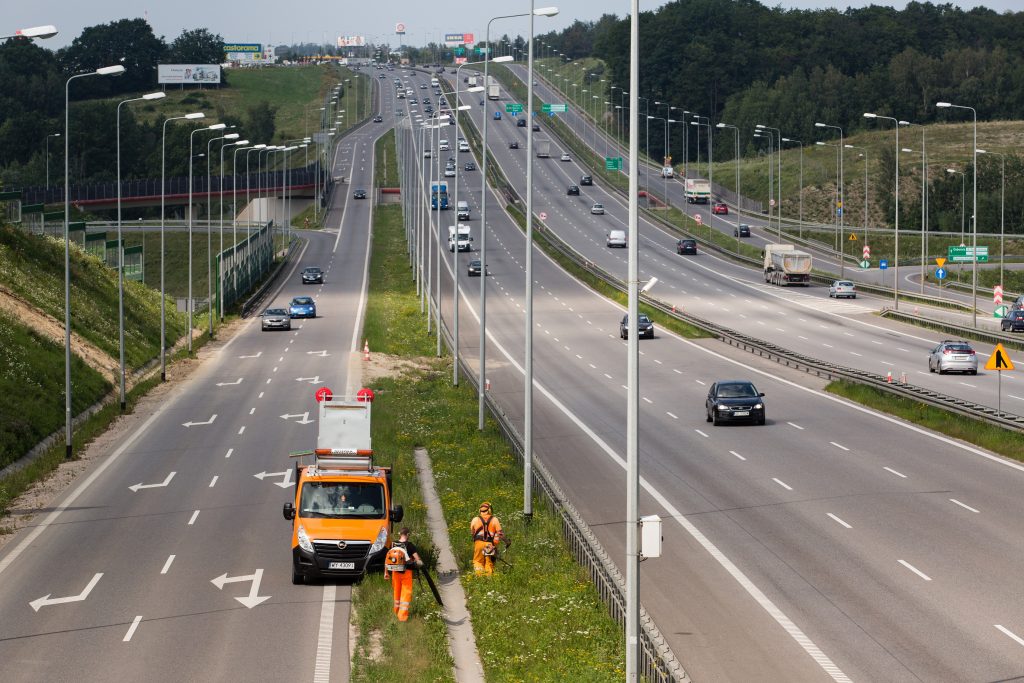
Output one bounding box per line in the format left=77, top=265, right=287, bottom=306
left=509, top=141, right=519, bottom=149
left=353, top=189, right=367, bottom=199
left=517, top=118, right=527, bottom=127
left=706, top=381, right=766, bottom=426
left=676, top=239, right=697, bottom=255
left=532, top=122, right=540, bottom=132
left=1002, top=309, right=1024, bottom=332
left=373, top=115, right=383, bottom=122
left=301, top=267, right=323, bottom=284
left=580, top=175, right=593, bottom=186
left=464, top=161, right=476, bottom=171
left=734, top=224, right=751, bottom=237
left=567, top=185, right=580, bottom=196
left=468, top=259, right=485, bottom=277
left=619, top=314, right=654, bottom=340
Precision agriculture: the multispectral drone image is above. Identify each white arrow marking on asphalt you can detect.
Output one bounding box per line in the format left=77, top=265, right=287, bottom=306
left=182, top=414, right=217, bottom=428
left=129, top=471, right=176, bottom=493
left=306, top=350, right=329, bottom=357
left=238, top=351, right=263, bottom=359
left=216, top=378, right=244, bottom=386
left=254, top=469, right=295, bottom=488
left=30, top=572, right=103, bottom=612
left=211, top=568, right=270, bottom=609
left=295, top=376, right=322, bottom=384
left=280, top=412, right=314, bottom=424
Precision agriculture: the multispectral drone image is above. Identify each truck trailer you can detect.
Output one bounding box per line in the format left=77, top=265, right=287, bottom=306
left=763, top=244, right=812, bottom=286
left=486, top=76, right=500, bottom=100
left=684, top=178, right=711, bottom=204
left=535, top=138, right=551, bottom=158
left=431, top=181, right=449, bottom=210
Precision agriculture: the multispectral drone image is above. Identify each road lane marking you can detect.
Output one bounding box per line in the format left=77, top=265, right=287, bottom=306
left=830, top=442, right=849, bottom=451
left=950, top=499, right=980, bottom=513
left=666, top=412, right=678, bottom=419
left=161, top=555, right=175, bottom=574
left=729, top=450, right=746, bottom=461
left=642, top=397, right=653, bottom=404
left=996, top=625, right=1024, bottom=648
left=787, top=422, right=804, bottom=430
left=773, top=478, right=793, bottom=491
left=225, top=448, right=233, bottom=459
left=827, top=513, right=851, bottom=529
left=238, top=426, right=245, bottom=435
left=313, top=585, right=337, bottom=682
left=209, top=476, right=218, bottom=488
left=188, top=510, right=200, bottom=525
left=898, top=560, right=932, bottom=581
left=673, top=369, right=682, bottom=374
left=249, top=408, right=255, bottom=415
left=884, top=467, right=907, bottom=479
left=695, top=430, right=709, bottom=438
left=258, top=392, right=264, bottom=398
left=123, top=616, right=143, bottom=642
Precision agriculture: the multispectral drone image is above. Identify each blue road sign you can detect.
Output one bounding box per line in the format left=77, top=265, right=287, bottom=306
left=935, top=267, right=947, bottom=279
left=879, top=259, right=888, bottom=270
left=837, top=207, right=843, bottom=216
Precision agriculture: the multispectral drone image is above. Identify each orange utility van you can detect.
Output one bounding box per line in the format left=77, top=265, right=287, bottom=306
left=283, top=396, right=403, bottom=584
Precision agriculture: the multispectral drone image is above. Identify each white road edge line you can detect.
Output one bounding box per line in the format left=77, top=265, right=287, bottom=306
left=996, top=624, right=1024, bottom=648
left=898, top=559, right=932, bottom=581
left=313, top=584, right=337, bottom=683
left=123, top=615, right=143, bottom=642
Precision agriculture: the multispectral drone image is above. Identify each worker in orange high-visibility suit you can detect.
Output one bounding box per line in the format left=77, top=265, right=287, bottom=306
left=470, top=501, right=503, bottom=575
left=383, top=527, right=421, bottom=621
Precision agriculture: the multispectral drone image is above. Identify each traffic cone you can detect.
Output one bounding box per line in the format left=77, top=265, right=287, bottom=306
left=671, top=305, right=676, bottom=314
left=363, top=340, right=370, bottom=361
left=886, top=371, right=892, bottom=383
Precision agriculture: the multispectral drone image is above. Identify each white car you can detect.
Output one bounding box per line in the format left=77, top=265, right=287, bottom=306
left=444, top=167, right=456, bottom=177
left=591, top=203, right=605, bottom=215
left=560, top=153, right=571, bottom=162
left=424, top=150, right=432, bottom=158
left=829, top=280, right=857, bottom=299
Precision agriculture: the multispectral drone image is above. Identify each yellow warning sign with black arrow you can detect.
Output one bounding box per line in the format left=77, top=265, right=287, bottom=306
left=985, top=344, right=1014, bottom=371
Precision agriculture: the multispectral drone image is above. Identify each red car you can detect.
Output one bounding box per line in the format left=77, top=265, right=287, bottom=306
left=712, top=202, right=729, bottom=215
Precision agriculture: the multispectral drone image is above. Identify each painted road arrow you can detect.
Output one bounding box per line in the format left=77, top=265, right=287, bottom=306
left=295, top=376, right=322, bottom=384
left=280, top=412, right=314, bottom=425
left=129, top=471, right=176, bottom=493
left=211, top=568, right=270, bottom=609
left=216, top=378, right=244, bottom=386
left=238, top=351, right=263, bottom=359
left=254, top=470, right=295, bottom=488
left=306, top=350, right=329, bottom=357
left=182, top=414, right=217, bottom=428
left=30, top=573, right=103, bottom=612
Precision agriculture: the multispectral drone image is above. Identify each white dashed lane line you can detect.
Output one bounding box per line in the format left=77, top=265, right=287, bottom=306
left=827, top=513, right=852, bottom=529
left=898, top=559, right=932, bottom=581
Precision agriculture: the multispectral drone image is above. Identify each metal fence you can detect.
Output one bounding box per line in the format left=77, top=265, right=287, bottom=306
left=217, top=221, right=276, bottom=313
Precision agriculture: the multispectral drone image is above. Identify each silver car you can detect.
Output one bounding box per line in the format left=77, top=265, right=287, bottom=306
left=261, top=308, right=291, bottom=331
left=591, top=203, right=605, bottom=215
left=829, top=280, right=857, bottom=299
left=928, top=340, right=978, bottom=375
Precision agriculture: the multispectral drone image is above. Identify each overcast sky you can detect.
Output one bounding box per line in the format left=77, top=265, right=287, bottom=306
left=7, top=0, right=1020, bottom=51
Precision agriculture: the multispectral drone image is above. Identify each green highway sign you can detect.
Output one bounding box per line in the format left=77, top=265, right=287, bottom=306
left=995, top=305, right=1009, bottom=319
left=605, top=156, right=623, bottom=171
left=947, top=245, right=989, bottom=263
left=542, top=103, right=568, bottom=113
left=859, top=259, right=870, bottom=269
left=505, top=103, right=523, bottom=113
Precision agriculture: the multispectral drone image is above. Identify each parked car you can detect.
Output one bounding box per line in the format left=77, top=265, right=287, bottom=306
left=464, top=161, right=476, bottom=171
left=591, top=203, right=605, bottom=215
left=467, top=259, right=486, bottom=277
left=560, top=153, right=571, bottom=162
left=676, top=239, right=697, bottom=255
left=619, top=313, right=654, bottom=340
left=706, top=380, right=766, bottom=426
left=289, top=296, right=317, bottom=319
left=509, top=140, right=519, bottom=149
left=1001, top=309, right=1024, bottom=332
left=829, top=280, right=857, bottom=299
left=927, top=340, right=978, bottom=375
left=580, top=175, right=593, bottom=186
left=301, top=267, right=323, bottom=284
left=517, top=118, right=526, bottom=127
left=735, top=224, right=751, bottom=237
left=261, top=308, right=291, bottom=331
left=567, top=185, right=580, bottom=196
left=353, top=189, right=367, bottom=199
left=712, top=202, right=729, bottom=215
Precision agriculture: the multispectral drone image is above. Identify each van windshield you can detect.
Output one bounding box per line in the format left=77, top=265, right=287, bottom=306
left=299, top=482, right=385, bottom=519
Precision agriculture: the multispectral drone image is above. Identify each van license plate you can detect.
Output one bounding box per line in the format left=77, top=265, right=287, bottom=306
left=733, top=411, right=749, bottom=417
left=329, top=562, right=355, bottom=570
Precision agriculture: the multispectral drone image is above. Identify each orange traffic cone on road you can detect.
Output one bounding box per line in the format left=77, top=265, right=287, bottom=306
left=886, top=371, right=892, bottom=383
left=363, top=340, right=371, bottom=361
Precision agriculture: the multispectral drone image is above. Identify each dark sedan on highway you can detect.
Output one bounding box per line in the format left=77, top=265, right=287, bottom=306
left=706, top=380, right=766, bottom=425
left=353, top=189, right=367, bottom=199
left=1001, top=309, right=1024, bottom=332
left=301, top=267, right=323, bottom=284
left=676, top=239, right=697, bottom=255
left=619, top=314, right=654, bottom=339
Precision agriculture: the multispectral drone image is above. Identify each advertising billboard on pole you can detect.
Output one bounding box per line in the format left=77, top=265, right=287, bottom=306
left=158, top=64, right=222, bottom=84
left=336, top=35, right=367, bottom=47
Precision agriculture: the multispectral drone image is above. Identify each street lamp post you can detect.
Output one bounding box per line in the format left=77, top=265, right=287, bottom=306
left=946, top=169, right=967, bottom=273
left=816, top=122, right=845, bottom=263
left=63, top=63, right=125, bottom=458
left=207, top=131, right=240, bottom=336
left=754, top=130, right=776, bottom=241
left=864, top=112, right=901, bottom=310
left=816, top=141, right=841, bottom=270
left=937, top=101, right=978, bottom=326
left=717, top=122, right=740, bottom=247
left=977, top=149, right=1005, bottom=289
left=781, top=138, right=803, bottom=238
left=221, top=139, right=249, bottom=320
left=188, top=123, right=227, bottom=353
left=845, top=144, right=869, bottom=267
left=757, top=125, right=782, bottom=236
left=161, top=112, right=205, bottom=381
left=233, top=142, right=262, bottom=311
left=45, top=132, right=61, bottom=189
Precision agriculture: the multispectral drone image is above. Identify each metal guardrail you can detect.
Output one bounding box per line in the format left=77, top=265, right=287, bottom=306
left=881, top=308, right=1024, bottom=352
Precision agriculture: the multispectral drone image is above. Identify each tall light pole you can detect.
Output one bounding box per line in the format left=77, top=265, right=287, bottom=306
left=845, top=144, right=869, bottom=268
left=947, top=167, right=967, bottom=254
left=899, top=121, right=927, bottom=293
left=64, top=63, right=125, bottom=459
left=234, top=142, right=263, bottom=315
left=481, top=12, right=542, bottom=431
left=754, top=130, right=775, bottom=240
left=816, top=141, right=842, bottom=271
left=936, top=101, right=978, bottom=325
left=161, top=112, right=205, bottom=381
left=816, top=122, right=844, bottom=258
left=781, top=138, right=803, bottom=238
left=977, top=149, right=1005, bottom=289
left=756, top=124, right=781, bottom=235
left=221, top=139, right=249, bottom=320
left=717, top=122, right=740, bottom=246
left=864, top=112, right=901, bottom=310
left=45, top=132, right=61, bottom=189
left=116, top=91, right=166, bottom=411
left=188, top=123, right=227, bottom=353
left=208, top=131, right=240, bottom=336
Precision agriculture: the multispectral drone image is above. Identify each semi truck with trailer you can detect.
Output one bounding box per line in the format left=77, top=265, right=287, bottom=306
left=487, top=76, right=500, bottom=100
left=763, top=244, right=812, bottom=286
left=431, top=181, right=449, bottom=210
left=535, top=139, right=551, bottom=158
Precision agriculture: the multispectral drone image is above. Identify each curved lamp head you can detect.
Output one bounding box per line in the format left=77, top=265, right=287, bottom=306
left=234, top=139, right=250, bottom=146
left=16, top=25, right=58, bottom=39
left=224, top=133, right=240, bottom=140
left=143, top=92, right=166, bottom=101
left=535, top=7, right=560, bottom=17
left=208, top=123, right=227, bottom=131
left=96, top=65, right=126, bottom=76
left=936, top=102, right=951, bottom=108
left=185, top=112, right=205, bottom=120
left=863, top=112, right=877, bottom=118
left=493, top=56, right=514, bottom=63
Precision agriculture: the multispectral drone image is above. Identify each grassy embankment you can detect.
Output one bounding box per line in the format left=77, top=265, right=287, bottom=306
left=349, top=127, right=624, bottom=683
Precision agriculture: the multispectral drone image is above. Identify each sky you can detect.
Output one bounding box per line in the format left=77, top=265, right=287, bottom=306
left=7, top=0, right=1021, bottom=51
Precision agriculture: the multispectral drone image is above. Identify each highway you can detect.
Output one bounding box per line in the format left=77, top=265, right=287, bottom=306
left=400, top=66, right=1024, bottom=681
left=0, top=78, right=391, bottom=681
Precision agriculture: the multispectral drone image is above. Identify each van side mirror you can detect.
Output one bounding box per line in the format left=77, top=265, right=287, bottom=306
left=283, top=502, right=295, bottom=520
left=390, top=505, right=405, bottom=523
left=759, top=392, right=765, bottom=397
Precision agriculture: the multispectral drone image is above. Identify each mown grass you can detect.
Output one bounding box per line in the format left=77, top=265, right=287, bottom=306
left=351, top=133, right=624, bottom=681
left=0, top=225, right=190, bottom=370
left=375, top=129, right=398, bottom=189
left=0, top=310, right=110, bottom=471
left=827, top=380, right=1024, bottom=461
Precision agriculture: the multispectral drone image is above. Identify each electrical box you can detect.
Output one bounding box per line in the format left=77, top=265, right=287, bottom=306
left=640, top=515, right=662, bottom=559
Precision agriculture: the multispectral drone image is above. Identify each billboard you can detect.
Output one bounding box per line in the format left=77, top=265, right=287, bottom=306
left=158, top=64, right=222, bottom=84
left=224, top=43, right=261, bottom=53
left=395, top=22, right=406, bottom=35
left=337, top=35, right=366, bottom=47
left=225, top=42, right=263, bottom=62
left=445, top=33, right=474, bottom=46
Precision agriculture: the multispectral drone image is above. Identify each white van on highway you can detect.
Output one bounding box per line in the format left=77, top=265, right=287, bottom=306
left=457, top=201, right=470, bottom=220
left=606, top=230, right=627, bottom=248
left=439, top=139, right=450, bottom=151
